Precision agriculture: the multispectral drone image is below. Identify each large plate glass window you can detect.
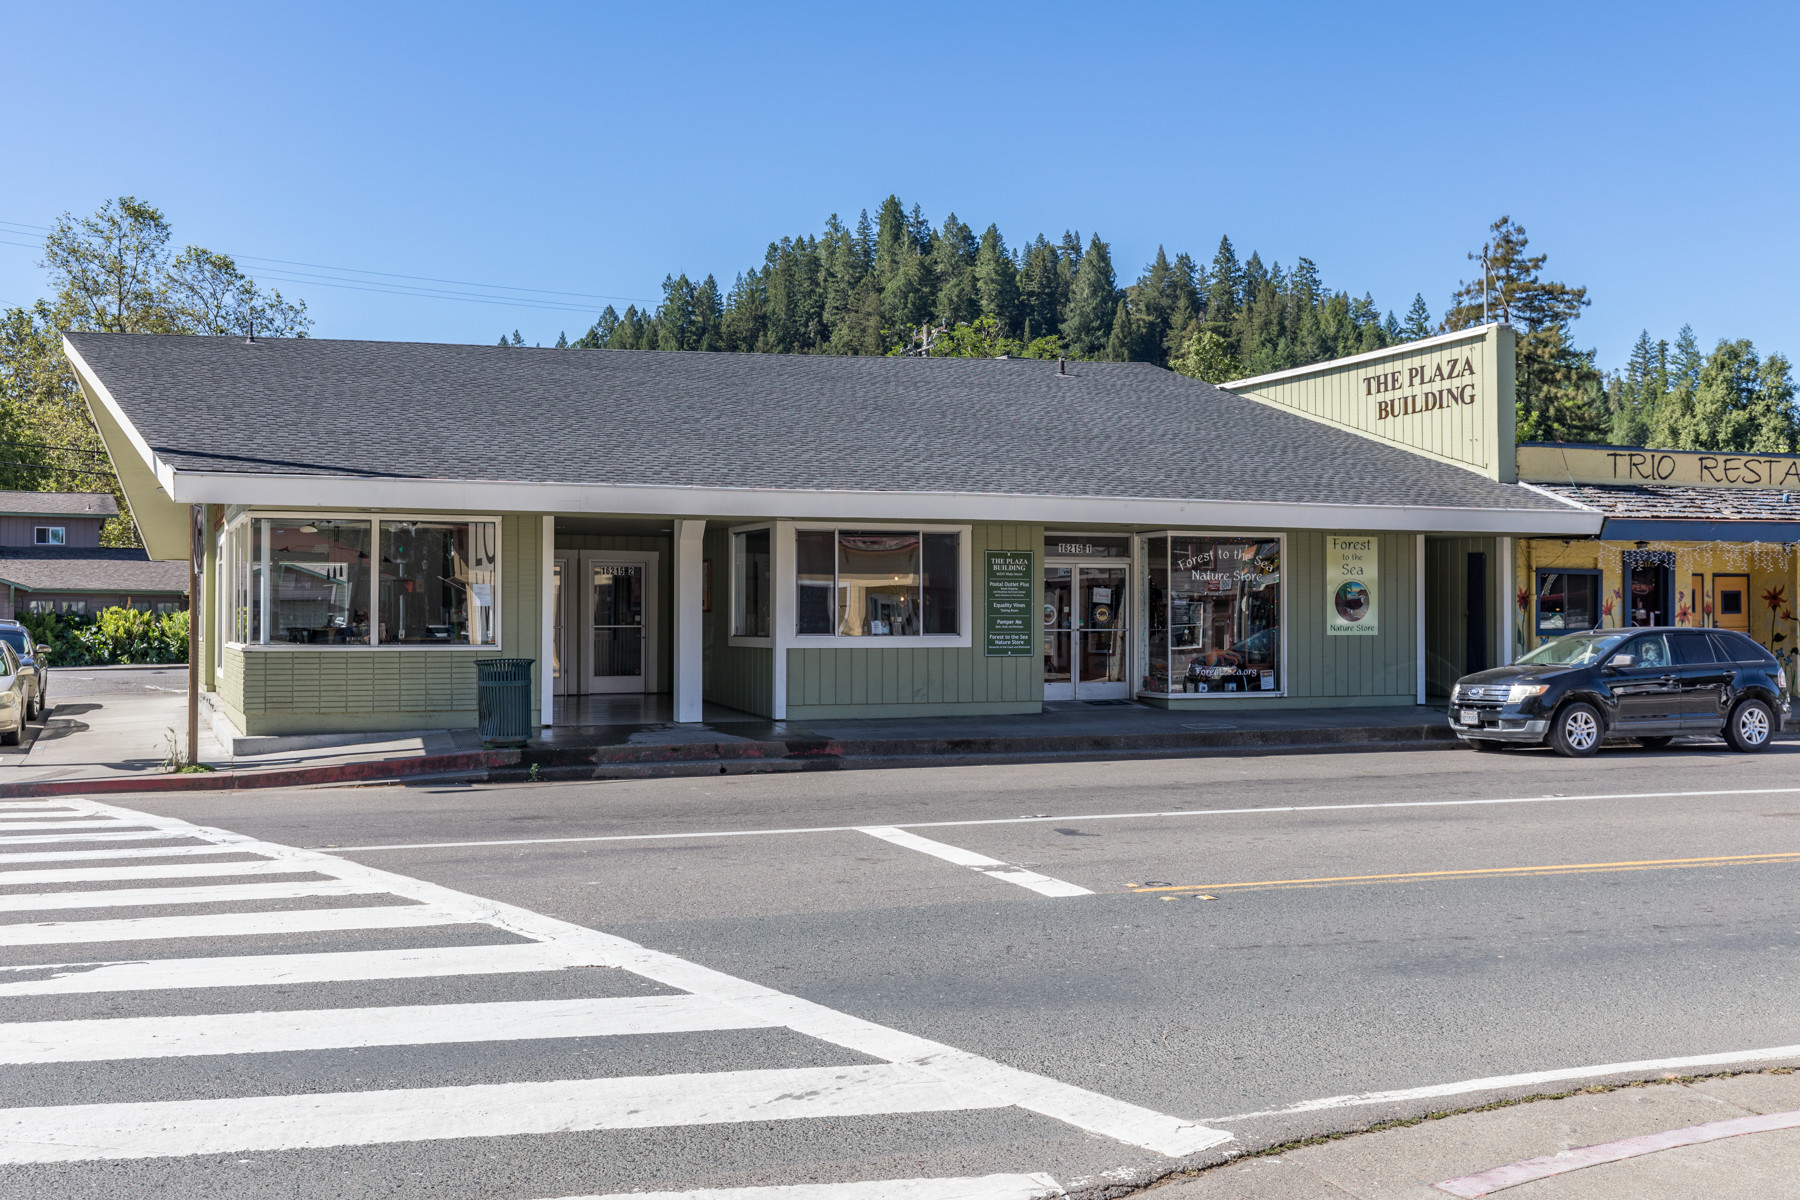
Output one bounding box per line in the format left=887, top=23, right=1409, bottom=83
left=1143, top=533, right=1281, bottom=694
left=791, top=528, right=960, bottom=638
left=219, top=515, right=497, bottom=647
left=379, top=521, right=497, bottom=645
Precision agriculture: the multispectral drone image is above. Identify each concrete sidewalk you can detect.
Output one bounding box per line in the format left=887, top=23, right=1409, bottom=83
left=1140, top=1071, right=1800, bottom=1199
left=0, top=666, right=482, bottom=792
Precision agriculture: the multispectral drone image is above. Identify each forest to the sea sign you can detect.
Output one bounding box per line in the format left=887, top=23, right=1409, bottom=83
left=1327, top=536, right=1379, bottom=636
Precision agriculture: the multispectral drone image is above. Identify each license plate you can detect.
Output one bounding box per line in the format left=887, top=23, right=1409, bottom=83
left=1459, top=708, right=1480, bottom=725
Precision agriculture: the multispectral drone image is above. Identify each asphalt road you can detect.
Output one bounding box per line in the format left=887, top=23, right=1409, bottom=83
left=2, top=740, right=1798, bottom=1198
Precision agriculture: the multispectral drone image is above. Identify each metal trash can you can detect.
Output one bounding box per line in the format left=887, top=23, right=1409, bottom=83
left=475, top=658, right=535, bottom=747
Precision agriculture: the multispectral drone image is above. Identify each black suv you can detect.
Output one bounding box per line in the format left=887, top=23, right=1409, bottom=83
left=1449, top=627, right=1789, bottom=757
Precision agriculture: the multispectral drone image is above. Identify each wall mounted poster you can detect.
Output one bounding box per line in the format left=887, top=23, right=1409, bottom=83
left=984, top=550, right=1033, bottom=656
left=1326, top=536, right=1378, bottom=636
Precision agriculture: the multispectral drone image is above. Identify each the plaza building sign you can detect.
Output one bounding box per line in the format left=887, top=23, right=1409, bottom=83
left=1362, top=354, right=1479, bottom=422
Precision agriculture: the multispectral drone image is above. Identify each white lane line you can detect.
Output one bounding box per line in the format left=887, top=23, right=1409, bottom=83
left=0, top=819, right=155, bottom=833
left=1436, top=1109, right=1800, bottom=1197
left=324, top=785, right=1800, bottom=853
left=0, top=903, right=474, bottom=946
left=556, top=1174, right=1065, bottom=1200
left=0, top=812, right=93, bottom=821
left=0, top=859, right=320, bottom=887
left=0, top=1064, right=1009, bottom=1163
left=858, top=827, right=1093, bottom=898
left=0, top=941, right=601, bottom=996
left=0, top=844, right=267, bottom=866
left=1205, top=1042, right=1800, bottom=1123
left=0, top=994, right=776, bottom=1063
left=0, top=879, right=387, bottom=912
left=49, top=798, right=1230, bottom=1157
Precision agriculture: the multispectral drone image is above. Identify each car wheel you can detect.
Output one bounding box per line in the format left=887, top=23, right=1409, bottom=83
left=0, top=722, right=17, bottom=747
left=1725, top=699, right=1774, bottom=753
left=1467, top=739, right=1507, bottom=752
left=1636, top=736, right=1673, bottom=750
left=1551, top=702, right=1603, bottom=758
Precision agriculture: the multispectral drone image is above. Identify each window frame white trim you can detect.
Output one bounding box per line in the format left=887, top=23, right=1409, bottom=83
left=1136, top=529, right=1289, bottom=700
left=726, top=521, right=774, bottom=648
left=783, top=521, right=974, bottom=650
left=218, top=511, right=503, bottom=652
left=33, top=526, right=66, bottom=546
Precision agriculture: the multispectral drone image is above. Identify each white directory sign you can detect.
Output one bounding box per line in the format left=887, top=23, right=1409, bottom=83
left=1326, top=536, right=1378, bottom=636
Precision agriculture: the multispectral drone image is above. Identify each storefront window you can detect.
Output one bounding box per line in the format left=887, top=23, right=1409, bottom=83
left=379, top=521, right=497, bottom=645
left=1141, top=533, right=1281, bottom=694
left=791, top=527, right=962, bottom=638
left=219, top=514, right=497, bottom=647
left=1536, top=570, right=1600, bottom=635
left=732, top=528, right=771, bottom=638
left=267, top=519, right=373, bottom=644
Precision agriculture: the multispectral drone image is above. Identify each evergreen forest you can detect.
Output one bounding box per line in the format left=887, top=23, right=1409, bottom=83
left=1, top=197, right=1796, bottom=550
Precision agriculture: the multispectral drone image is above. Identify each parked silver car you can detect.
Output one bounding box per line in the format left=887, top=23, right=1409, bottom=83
left=0, top=620, right=47, bottom=720
left=0, top=641, right=31, bottom=745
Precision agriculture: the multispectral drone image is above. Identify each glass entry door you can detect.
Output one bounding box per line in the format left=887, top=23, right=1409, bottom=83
left=1044, top=562, right=1129, bottom=701
left=586, top=559, right=651, bottom=693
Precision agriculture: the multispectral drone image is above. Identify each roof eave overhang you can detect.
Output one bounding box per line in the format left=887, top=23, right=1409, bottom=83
left=61, top=338, right=190, bottom=561
left=159, top=470, right=1605, bottom=536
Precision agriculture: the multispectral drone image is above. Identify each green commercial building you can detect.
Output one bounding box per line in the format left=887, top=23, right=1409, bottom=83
left=63, top=325, right=1599, bottom=743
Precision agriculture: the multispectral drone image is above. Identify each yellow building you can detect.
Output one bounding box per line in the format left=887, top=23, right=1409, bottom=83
left=1516, top=444, right=1800, bottom=694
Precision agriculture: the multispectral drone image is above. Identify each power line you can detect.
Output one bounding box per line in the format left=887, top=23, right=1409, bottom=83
left=0, top=218, right=652, bottom=315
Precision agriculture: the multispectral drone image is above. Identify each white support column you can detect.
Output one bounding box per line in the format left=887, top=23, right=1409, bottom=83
left=672, top=519, right=706, bottom=723
left=772, top=521, right=792, bottom=721
left=539, top=515, right=556, bottom=727
left=1497, top=535, right=1515, bottom=665
left=1415, top=533, right=1427, bottom=704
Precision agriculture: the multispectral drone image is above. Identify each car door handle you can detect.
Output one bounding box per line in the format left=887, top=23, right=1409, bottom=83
left=1659, top=675, right=1679, bottom=685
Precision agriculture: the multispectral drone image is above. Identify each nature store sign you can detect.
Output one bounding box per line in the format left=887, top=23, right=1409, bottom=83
left=1326, top=536, right=1378, bottom=636
left=1517, top=444, right=1800, bottom=490
left=984, top=550, right=1033, bottom=657
left=1361, top=355, right=1479, bottom=422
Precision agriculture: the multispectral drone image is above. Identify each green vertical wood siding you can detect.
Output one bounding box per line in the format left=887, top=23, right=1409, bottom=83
left=1144, top=528, right=1421, bottom=710
left=215, top=513, right=543, bottom=736
left=702, top=524, right=774, bottom=716
left=784, top=523, right=1042, bottom=719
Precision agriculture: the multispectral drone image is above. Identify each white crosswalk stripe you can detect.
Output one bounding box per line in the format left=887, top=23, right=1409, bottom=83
left=0, top=994, right=777, bottom=1062
left=0, top=878, right=389, bottom=911
left=0, top=798, right=1228, bottom=1192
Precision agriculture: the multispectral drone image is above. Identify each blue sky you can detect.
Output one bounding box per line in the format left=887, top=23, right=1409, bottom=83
left=2, top=1, right=1794, bottom=369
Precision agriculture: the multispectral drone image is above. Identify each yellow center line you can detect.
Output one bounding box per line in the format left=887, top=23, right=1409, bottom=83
left=1128, top=850, right=1800, bottom=893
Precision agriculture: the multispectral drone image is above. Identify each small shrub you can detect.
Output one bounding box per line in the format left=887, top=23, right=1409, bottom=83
left=19, top=607, right=190, bottom=667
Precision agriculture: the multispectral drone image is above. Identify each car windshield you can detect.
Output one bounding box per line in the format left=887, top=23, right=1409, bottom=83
left=0, top=630, right=26, bottom=655
left=1515, top=632, right=1627, bottom=666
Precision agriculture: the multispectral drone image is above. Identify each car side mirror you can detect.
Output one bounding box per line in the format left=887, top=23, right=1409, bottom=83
left=35, top=645, right=49, bottom=657
left=1606, top=654, right=1635, bottom=670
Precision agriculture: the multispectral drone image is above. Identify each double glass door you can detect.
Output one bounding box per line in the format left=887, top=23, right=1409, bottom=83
left=1044, top=563, right=1129, bottom=700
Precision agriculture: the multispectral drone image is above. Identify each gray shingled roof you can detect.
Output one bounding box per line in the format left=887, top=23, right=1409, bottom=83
left=1532, top=482, right=1800, bottom=522
left=0, top=547, right=188, bottom=594
left=0, top=491, right=118, bottom=518
left=68, top=333, right=1578, bottom=512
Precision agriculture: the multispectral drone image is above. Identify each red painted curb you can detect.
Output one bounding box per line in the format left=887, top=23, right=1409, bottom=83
left=0, top=750, right=512, bottom=799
